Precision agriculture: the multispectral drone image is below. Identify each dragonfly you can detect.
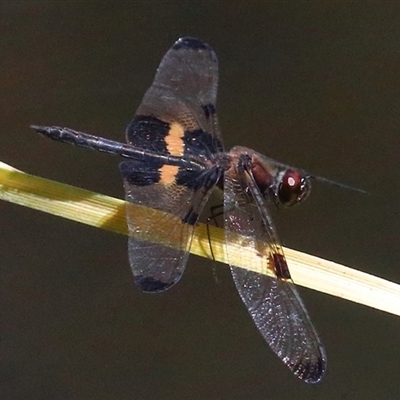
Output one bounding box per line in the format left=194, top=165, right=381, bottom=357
left=31, top=37, right=327, bottom=383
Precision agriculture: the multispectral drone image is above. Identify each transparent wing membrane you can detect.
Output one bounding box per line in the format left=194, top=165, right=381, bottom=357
left=223, top=158, right=326, bottom=382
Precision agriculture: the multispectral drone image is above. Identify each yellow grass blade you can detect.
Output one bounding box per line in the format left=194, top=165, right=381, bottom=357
left=0, top=161, right=398, bottom=316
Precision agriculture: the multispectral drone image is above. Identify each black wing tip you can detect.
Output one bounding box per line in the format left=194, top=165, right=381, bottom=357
left=135, top=276, right=177, bottom=293
left=173, top=37, right=211, bottom=51
left=292, top=357, right=327, bottom=384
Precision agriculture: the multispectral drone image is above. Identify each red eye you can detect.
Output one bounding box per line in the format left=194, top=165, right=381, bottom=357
left=278, top=169, right=311, bottom=207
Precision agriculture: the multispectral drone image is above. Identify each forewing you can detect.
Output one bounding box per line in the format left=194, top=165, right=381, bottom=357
left=127, top=36, right=223, bottom=155
left=223, top=164, right=326, bottom=383
left=121, top=37, right=222, bottom=292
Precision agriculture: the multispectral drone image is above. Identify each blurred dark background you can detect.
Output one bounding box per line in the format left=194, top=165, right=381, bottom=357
left=1, top=2, right=399, bottom=399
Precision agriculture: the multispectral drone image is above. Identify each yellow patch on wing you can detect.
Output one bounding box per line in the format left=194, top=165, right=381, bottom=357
left=165, top=123, right=185, bottom=156
left=159, top=165, right=179, bottom=185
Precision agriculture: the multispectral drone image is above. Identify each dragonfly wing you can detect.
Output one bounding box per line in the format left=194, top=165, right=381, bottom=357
left=121, top=37, right=222, bottom=292
left=121, top=161, right=214, bottom=292
left=223, top=160, right=326, bottom=383
left=128, top=36, right=223, bottom=155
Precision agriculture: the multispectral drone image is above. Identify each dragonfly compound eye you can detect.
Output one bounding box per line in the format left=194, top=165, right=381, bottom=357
left=278, top=169, right=311, bottom=207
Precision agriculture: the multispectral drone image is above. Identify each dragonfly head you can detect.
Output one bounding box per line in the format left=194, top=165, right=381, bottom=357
left=275, top=169, right=312, bottom=207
